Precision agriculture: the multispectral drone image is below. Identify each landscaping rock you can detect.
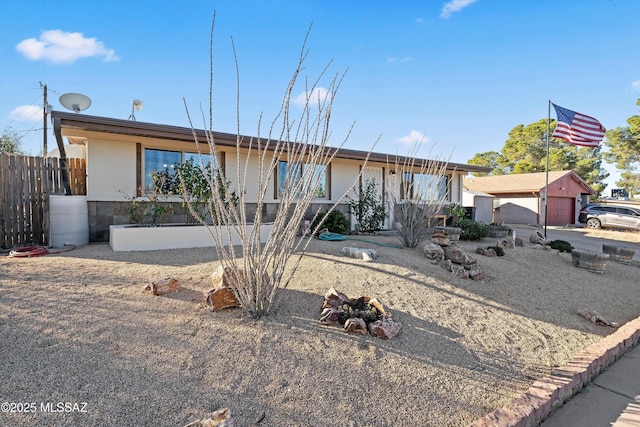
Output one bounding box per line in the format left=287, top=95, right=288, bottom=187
left=344, top=317, right=368, bottom=335
left=184, top=408, right=236, bottom=427
left=211, top=265, right=244, bottom=289
left=423, top=243, right=445, bottom=261
left=514, top=237, right=524, bottom=247
left=439, top=259, right=453, bottom=272
left=467, top=265, right=484, bottom=281
left=204, top=265, right=242, bottom=311
left=369, top=316, right=402, bottom=340
left=452, top=264, right=469, bottom=279
left=476, top=247, right=497, bottom=257
left=322, top=287, right=350, bottom=309
left=462, top=253, right=477, bottom=267
left=341, top=246, right=378, bottom=261
left=577, top=309, right=620, bottom=328
left=432, top=236, right=451, bottom=246
left=146, top=276, right=181, bottom=296
left=204, top=287, right=240, bottom=311
left=443, top=245, right=466, bottom=264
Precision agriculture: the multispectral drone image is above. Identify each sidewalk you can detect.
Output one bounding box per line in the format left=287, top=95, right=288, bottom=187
left=540, top=344, right=640, bottom=427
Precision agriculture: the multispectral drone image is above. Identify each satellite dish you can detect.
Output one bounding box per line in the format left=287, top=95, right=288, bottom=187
left=128, top=99, right=144, bottom=120
left=59, top=93, right=92, bottom=113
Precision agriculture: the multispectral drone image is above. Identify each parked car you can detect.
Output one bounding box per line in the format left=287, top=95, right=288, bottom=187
left=578, top=204, right=640, bottom=231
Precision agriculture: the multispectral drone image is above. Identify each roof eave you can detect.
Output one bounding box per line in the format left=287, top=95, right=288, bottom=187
left=51, top=111, right=492, bottom=174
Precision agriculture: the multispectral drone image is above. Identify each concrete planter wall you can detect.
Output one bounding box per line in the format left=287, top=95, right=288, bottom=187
left=109, top=223, right=274, bottom=251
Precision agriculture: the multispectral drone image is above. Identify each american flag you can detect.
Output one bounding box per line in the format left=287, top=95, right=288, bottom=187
left=551, top=103, right=606, bottom=147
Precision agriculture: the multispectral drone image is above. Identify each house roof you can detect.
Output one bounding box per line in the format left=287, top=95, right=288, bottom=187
left=51, top=111, right=492, bottom=174
left=463, top=188, right=495, bottom=198
left=464, top=170, right=595, bottom=194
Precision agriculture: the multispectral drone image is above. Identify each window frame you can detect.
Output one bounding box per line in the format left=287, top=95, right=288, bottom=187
left=140, top=147, right=222, bottom=195
left=275, top=160, right=330, bottom=200
left=400, top=171, right=449, bottom=202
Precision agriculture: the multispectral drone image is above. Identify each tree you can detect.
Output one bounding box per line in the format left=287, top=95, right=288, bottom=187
left=0, top=127, right=25, bottom=154
left=468, top=151, right=507, bottom=176
left=180, top=19, right=375, bottom=319
left=603, top=97, right=640, bottom=196
left=469, top=119, right=609, bottom=196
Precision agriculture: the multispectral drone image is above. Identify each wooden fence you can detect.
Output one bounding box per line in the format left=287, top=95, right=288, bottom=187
left=0, top=154, right=86, bottom=249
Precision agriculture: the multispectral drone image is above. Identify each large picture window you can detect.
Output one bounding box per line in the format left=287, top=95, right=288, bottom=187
left=144, top=149, right=217, bottom=191
left=401, top=172, right=448, bottom=201
left=276, top=161, right=328, bottom=199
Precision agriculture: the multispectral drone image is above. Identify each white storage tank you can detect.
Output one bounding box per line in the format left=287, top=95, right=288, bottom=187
left=49, top=195, right=89, bottom=247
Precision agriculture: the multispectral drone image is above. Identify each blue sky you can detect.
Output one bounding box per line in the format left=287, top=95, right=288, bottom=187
left=1, top=0, right=639, bottom=195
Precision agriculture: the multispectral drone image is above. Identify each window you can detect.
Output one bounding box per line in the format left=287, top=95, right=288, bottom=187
left=401, top=172, right=448, bottom=201
left=276, top=161, right=328, bottom=199
left=144, top=149, right=181, bottom=191
left=144, top=149, right=218, bottom=192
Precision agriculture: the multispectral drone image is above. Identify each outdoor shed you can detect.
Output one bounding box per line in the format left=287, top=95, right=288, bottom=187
left=464, top=171, right=596, bottom=226
left=462, top=189, right=494, bottom=223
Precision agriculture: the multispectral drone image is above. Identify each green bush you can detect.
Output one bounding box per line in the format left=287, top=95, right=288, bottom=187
left=348, top=179, right=387, bottom=233
left=312, top=210, right=349, bottom=234
left=454, top=218, right=489, bottom=241
left=549, top=239, right=574, bottom=253
left=487, top=245, right=505, bottom=256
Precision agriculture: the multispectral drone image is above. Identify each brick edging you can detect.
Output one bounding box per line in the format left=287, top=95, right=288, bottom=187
left=469, top=316, right=640, bottom=427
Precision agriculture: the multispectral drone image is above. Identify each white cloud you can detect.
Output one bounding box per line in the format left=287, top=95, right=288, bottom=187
left=397, top=130, right=430, bottom=146
left=440, top=0, right=478, bottom=19
left=416, top=17, right=425, bottom=24
left=632, top=80, right=640, bottom=91
left=10, top=105, right=42, bottom=122
left=293, top=87, right=332, bottom=107
left=387, top=57, right=412, bottom=63
left=16, top=30, right=120, bottom=64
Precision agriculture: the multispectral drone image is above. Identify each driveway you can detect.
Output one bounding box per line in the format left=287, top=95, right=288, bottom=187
left=506, top=224, right=640, bottom=264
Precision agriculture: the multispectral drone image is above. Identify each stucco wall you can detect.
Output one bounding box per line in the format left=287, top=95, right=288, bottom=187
left=86, top=138, right=136, bottom=201
left=63, top=128, right=471, bottom=241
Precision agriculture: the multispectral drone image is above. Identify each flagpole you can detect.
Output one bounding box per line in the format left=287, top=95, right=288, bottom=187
left=544, top=100, right=551, bottom=238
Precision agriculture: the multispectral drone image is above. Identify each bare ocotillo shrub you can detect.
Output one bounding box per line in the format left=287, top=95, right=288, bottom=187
left=181, top=20, right=375, bottom=318
left=387, top=145, right=451, bottom=248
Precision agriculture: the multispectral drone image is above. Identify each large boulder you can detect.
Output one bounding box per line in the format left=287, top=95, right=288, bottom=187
left=423, top=243, right=445, bottom=261
left=443, top=245, right=466, bottom=264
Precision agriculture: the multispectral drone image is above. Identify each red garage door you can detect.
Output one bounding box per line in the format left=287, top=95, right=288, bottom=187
left=547, top=197, right=575, bottom=225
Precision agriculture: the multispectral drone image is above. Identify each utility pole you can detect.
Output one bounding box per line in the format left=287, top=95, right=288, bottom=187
left=40, top=82, right=48, bottom=157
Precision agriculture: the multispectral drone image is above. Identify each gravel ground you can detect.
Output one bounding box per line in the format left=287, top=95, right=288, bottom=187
left=1, top=229, right=638, bottom=426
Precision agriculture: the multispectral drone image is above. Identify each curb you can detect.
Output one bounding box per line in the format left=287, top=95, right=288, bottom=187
left=469, top=316, right=640, bottom=427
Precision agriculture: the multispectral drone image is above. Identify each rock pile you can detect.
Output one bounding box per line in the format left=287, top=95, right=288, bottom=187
left=320, top=288, right=402, bottom=339
left=423, top=229, right=483, bottom=281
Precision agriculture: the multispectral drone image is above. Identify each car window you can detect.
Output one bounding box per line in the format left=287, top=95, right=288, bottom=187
left=602, top=206, right=617, bottom=213
left=618, top=208, right=639, bottom=216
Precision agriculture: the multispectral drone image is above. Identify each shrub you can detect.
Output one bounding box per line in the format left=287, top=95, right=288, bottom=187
left=387, top=146, right=450, bottom=248
left=487, top=245, right=505, bottom=256
left=348, top=178, right=387, bottom=233
left=312, top=210, right=349, bottom=234
left=122, top=170, right=174, bottom=226
left=173, top=158, right=238, bottom=225
left=549, top=239, right=574, bottom=253
left=455, top=218, right=489, bottom=241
